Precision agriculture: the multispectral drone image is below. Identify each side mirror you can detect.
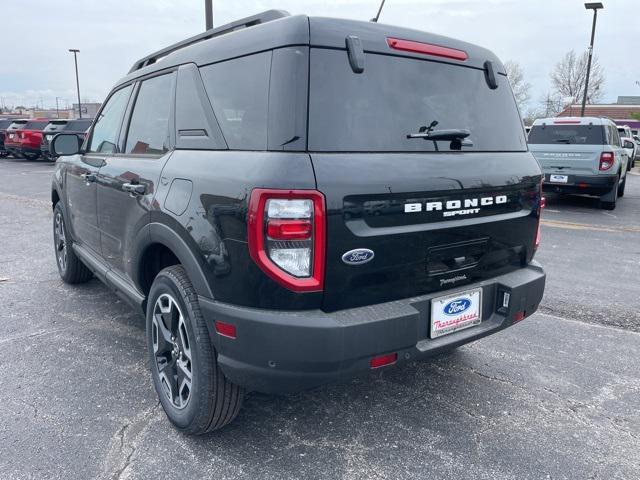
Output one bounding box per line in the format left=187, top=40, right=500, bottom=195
left=624, top=140, right=634, bottom=149
left=50, top=133, right=82, bottom=156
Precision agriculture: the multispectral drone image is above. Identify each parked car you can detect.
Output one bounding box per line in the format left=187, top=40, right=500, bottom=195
left=0, top=119, right=16, bottom=157
left=617, top=125, right=636, bottom=170
left=41, top=118, right=93, bottom=161
left=50, top=10, right=545, bottom=434
left=4, top=118, right=50, bottom=160
left=633, top=135, right=640, bottom=163
left=528, top=117, right=630, bottom=210
left=3, top=119, right=29, bottom=157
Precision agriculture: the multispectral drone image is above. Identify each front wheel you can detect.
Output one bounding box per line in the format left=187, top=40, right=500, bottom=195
left=147, top=265, right=244, bottom=434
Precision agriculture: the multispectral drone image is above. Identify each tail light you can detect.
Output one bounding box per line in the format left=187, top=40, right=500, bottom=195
left=387, top=37, right=468, bottom=61
left=534, top=182, right=545, bottom=252
left=599, top=152, right=614, bottom=171
left=248, top=189, right=325, bottom=292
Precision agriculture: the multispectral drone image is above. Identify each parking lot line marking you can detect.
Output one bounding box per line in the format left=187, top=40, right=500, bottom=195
left=541, top=219, right=640, bottom=234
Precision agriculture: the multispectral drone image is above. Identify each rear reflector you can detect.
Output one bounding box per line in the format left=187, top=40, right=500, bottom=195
left=370, top=352, right=398, bottom=369
left=513, top=311, right=526, bottom=322
left=214, top=320, right=237, bottom=339
left=387, top=37, right=468, bottom=61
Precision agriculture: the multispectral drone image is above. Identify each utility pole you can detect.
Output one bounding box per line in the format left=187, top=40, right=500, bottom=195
left=55, top=97, right=60, bottom=118
left=581, top=3, right=603, bottom=117
left=205, top=0, right=213, bottom=30
left=69, top=49, right=82, bottom=119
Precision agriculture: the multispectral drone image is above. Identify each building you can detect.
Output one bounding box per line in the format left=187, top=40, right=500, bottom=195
left=72, top=102, right=101, bottom=119
left=558, top=96, right=640, bottom=119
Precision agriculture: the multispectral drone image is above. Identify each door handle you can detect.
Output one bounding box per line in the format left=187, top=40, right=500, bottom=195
left=81, top=172, right=97, bottom=183
left=122, top=183, right=146, bottom=195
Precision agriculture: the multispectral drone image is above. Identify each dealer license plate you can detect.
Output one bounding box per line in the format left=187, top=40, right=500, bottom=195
left=430, top=288, right=482, bottom=338
left=549, top=174, right=568, bottom=183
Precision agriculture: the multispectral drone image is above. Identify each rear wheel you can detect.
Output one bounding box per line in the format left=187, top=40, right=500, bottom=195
left=147, top=265, right=244, bottom=434
left=53, top=203, right=93, bottom=283
left=618, top=173, right=626, bottom=197
left=23, top=152, right=40, bottom=161
left=600, top=175, right=619, bottom=210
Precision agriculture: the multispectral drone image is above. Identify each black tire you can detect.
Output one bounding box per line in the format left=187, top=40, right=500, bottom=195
left=600, top=175, right=619, bottom=210
left=53, top=203, right=93, bottom=283
left=147, top=265, right=244, bottom=434
left=23, top=152, right=40, bottom=161
left=618, top=174, right=626, bottom=198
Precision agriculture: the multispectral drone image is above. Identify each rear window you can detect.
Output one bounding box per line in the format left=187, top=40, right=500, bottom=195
left=308, top=49, right=526, bottom=152
left=528, top=124, right=604, bottom=145
left=43, top=121, right=68, bottom=133
left=8, top=121, right=27, bottom=129
left=23, top=121, right=49, bottom=130
left=66, top=120, right=92, bottom=131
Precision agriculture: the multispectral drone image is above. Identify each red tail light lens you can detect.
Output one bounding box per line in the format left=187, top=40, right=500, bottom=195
left=370, top=352, right=398, bottom=369
left=214, top=320, right=237, bottom=339
left=599, top=152, right=614, bottom=171
left=387, top=37, right=468, bottom=61
left=248, top=189, right=325, bottom=292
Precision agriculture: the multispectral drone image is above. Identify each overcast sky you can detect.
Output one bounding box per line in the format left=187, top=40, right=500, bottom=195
left=1, top=0, right=637, bottom=112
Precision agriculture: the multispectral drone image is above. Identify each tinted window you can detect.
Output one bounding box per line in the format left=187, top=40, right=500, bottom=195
left=43, top=121, right=68, bottom=132
left=0, top=120, right=14, bottom=129
left=66, top=119, right=93, bottom=131
left=200, top=52, right=271, bottom=150
left=125, top=73, right=174, bottom=155
left=528, top=125, right=604, bottom=145
left=8, top=121, right=28, bottom=130
left=88, top=85, right=133, bottom=153
left=309, top=49, right=526, bottom=152
left=23, top=121, right=49, bottom=130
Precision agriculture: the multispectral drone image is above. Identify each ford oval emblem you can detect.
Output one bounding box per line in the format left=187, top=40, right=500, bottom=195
left=443, top=298, right=472, bottom=316
left=342, top=248, right=375, bottom=265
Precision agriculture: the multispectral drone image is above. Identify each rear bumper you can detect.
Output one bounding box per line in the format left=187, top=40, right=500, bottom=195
left=200, top=262, right=546, bottom=394
left=542, top=173, right=617, bottom=195
left=20, top=146, right=42, bottom=157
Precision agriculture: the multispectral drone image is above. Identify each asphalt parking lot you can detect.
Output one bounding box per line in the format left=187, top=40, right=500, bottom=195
left=1, top=158, right=639, bottom=480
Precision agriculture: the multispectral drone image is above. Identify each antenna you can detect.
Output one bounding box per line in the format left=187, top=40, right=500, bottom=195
left=371, top=0, right=386, bottom=22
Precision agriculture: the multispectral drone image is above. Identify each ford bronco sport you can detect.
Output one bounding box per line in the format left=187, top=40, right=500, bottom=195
left=50, top=10, right=546, bottom=434
left=528, top=117, right=630, bottom=210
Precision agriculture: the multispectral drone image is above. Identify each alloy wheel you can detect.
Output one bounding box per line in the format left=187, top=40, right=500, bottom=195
left=54, top=212, right=67, bottom=273
left=152, top=293, right=193, bottom=409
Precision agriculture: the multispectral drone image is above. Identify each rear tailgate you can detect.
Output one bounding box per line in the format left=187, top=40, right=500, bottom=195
left=529, top=145, right=601, bottom=175
left=312, top=153, right=541, bottom=311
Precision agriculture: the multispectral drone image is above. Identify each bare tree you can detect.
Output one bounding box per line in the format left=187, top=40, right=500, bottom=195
left=504, top=60, right=531, bottom=113
left=550, top=49, right=604, bottom=105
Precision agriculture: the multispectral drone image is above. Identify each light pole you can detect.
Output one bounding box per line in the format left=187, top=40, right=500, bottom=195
left=55, top=97, right=60, bottom=118
left=580, top=2, right=603, bottom=117
left=205, top=0, right=213, bottom=30
left=68, top=49, right=82, bottom=119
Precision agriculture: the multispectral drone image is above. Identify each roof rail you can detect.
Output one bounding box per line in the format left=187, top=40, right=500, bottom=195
left=128, top=9, right=290, bottom=74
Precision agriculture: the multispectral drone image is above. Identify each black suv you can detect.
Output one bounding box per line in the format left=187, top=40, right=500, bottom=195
left=51, top=10, right=546, bottom=434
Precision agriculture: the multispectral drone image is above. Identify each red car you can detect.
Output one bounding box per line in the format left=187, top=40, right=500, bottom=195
left=8, top=118, right=51, bottom=160
left=2, top=119, right=28, bottom=157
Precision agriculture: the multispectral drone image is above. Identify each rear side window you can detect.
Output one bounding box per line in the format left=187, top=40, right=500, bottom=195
left=125, top=73, right=175, bottom=155
left=8, top=121, right=27, bottom=130
left=200, top=52, right=271, bottom=150
left=308, top=49, right=526, bottom=152
left=528, top=124, right=604, bottom=145
left=88, top=85, right=133, bottom=153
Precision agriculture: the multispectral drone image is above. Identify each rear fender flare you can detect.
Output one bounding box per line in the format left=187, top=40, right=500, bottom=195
left=137, top=222, right=214, bottom=300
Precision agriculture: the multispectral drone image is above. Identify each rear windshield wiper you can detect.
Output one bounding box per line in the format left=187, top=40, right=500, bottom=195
left=406, top=128, right=471, bottom=141
left=406, top=127, right=472, bottom=151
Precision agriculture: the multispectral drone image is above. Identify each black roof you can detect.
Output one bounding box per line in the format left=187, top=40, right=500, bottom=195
left=114, top=11, right=504, bottom=89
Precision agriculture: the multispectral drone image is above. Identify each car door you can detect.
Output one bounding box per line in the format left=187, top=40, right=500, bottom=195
left=97, top=71, right=176, bottom=278
left=611, top=127, right=629, bottom=174
left=65, top=85, right=133, bottom=254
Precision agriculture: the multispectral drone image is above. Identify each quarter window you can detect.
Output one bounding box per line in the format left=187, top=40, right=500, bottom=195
left=88, top=85, right=132, bottom=153
left=125, top=73, right=175, bottom=155
left=200, top=52, right=271, bottom=150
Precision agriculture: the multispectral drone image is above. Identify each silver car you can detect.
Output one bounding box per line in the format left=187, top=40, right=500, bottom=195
left=528, top=117, right=630, bottom=210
